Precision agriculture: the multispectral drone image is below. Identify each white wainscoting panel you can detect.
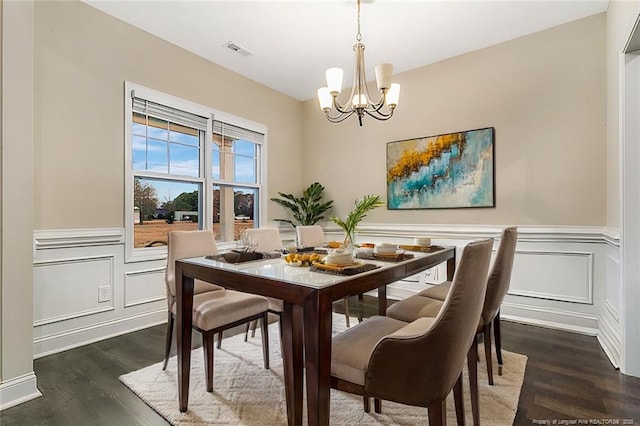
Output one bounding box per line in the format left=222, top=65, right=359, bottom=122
left=507, top=250, right=593, bottom=304
left=31, top=225, right=622, bottom=371
left=32, top=228, right=167, bottom=358
left=605, top=255, right=621, bottom=321
left=124, top=267, right=167, bottom=308
left=33, top=255, right=115, bottom=326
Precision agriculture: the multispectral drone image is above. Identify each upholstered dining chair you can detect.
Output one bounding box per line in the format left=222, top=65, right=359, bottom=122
left=386, top=227, right=517, bottom=425
left=388, top=226, right=518, bottom=383
left=163, top=230, right=271, bottom=392
left=245, top=227, right=284, bottom=253
left=295, top=225, right=325, bottom=248
left=296, top=225, right=360, bottom=327
left=243, top=227, right=284, bottom=338
left=331, top=238, right=493, bottom=425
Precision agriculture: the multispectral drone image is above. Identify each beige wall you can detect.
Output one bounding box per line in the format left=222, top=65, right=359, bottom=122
left=302, top=14, right=606, bottom=226
left=34, top=0, right=302, bottom=229
left=1, top=0, right=35, bottom=383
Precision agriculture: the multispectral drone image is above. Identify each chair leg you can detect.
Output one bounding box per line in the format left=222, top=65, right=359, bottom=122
left=217, top=331, right=223, bottom=349
left=251, top=319, right=258, bottom=338
left=494, top=311, right=503, bottom=376
left=162, top=312, right=174, bottom=370
left=260, top=312, right=270, bottom=370
left=484, top=322, right=494, bottom=385
left=363, top=396, right=370, bottom=413
left=357, top=293, right=364, bottom=322
left=244, top=321, right=251, bottom=342
left=374, top=398, right=381, bottom=414
left=203, top=332, right=215, bottom=392
left=344, top=298, right=351, bottom=328
left=453, top=372, right=466, bottom=426
left=427, top=399, right=446, bottom=426
left=468, top=334, right=480, bottom=426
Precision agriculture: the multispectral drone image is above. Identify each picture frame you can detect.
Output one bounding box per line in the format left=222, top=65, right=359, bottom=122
left=386, top=127, right=495, bottom=210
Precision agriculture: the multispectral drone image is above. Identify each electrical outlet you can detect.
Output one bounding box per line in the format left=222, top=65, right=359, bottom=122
left=98, top=285, right=111, bottom=303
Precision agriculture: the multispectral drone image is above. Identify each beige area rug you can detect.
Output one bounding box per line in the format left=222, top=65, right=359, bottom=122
left=120, top=314, right=527, bottom=425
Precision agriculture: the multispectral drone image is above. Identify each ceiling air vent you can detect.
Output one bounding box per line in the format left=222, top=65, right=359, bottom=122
left=223, top=41, right=254, bottom=57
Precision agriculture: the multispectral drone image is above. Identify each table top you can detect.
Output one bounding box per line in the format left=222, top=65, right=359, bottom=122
left=179, top=247, right=454, bottom=290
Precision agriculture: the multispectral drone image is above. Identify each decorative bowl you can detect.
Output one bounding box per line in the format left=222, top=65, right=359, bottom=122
left=375, top=243, right=399, bottom=255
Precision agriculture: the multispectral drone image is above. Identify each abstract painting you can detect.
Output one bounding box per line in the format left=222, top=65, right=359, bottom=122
left=387, top=127, right=495, bottom=209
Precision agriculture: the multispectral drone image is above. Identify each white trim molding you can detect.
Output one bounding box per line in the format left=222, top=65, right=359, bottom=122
left=501, top=302, right=599, bottom=336
left=335, top=223, right=616, bottom=244
left=507, top=250, right=594, bottom=304
left=0, top=373, right=41, bottom=411
left=33, top=309, right=166, bottom=359
left=124, top=267, right=167, bottom=308
left=34, top=228, right=124, bottom=250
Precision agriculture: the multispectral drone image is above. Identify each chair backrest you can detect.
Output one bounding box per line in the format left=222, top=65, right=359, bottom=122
left=481, top=227, right=518, bottom=325
left=245, top=227, right=283, bottom=252
left=365, top=238, right=493, bottom=407
left=165, top=230, right=218, bottom=300
left=296, top=225, right=325, bottom=248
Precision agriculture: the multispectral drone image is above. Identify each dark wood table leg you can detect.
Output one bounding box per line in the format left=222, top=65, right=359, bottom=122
left=175, top=264, right=194, bottom=413
left=280, top=302, right=304, bottom=425
left=377, top=286, right=387, bottom=316
left=447, top=251, right=456, bottom=281
left=303, top=292, right=333, bottom=426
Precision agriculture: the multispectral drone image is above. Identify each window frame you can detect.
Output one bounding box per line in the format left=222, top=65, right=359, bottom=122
left=124, top=82, right=268, bottom=263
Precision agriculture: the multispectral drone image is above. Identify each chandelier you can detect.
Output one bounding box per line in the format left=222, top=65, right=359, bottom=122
left=317, top=0, right=400, bottom=126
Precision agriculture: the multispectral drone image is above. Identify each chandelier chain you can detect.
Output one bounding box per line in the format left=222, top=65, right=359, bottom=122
left=356, top=0, right=362, bottom=42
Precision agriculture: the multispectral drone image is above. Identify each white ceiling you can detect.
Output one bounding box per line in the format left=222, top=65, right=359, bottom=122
left=83, top=0, right=608, bottom=101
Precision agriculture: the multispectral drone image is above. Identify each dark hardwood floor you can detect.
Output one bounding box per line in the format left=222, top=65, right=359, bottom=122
left=1, top=296, right=639, bottom=425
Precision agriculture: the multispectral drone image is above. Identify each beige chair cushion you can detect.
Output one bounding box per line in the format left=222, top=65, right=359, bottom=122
left=416, top=282, right=451, bottom=301
left=172, top=290, right=269, bottom=331
left=245, top=228, right=284, bottom=252
left=332, top=316, right=407, bottom=385
left=386, top=295, right=444, bottom=323
left=296, top=225, right=325, bottom=248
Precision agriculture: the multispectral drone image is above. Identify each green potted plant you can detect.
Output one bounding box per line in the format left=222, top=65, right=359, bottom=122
left=270, top=182, right=333, bottom=227
left=330, top=194, right=384, bottom=247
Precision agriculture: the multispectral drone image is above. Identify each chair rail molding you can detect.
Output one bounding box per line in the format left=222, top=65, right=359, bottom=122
left=325, top=223, right=617, bottom=244
left=34, top=228, right=125, bottom=250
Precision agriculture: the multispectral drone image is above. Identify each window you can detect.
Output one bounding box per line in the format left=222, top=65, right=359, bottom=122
left=125, top=82, right=267, bottom=262
left=212, top=122, right=263, bottom=241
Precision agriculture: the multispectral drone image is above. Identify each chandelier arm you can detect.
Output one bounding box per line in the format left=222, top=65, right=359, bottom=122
left=363, top=108, right=395, bottom=121
left=332, top=96, right=354, bottom=114
left=367, top=91, right=387, bottom=111
left=325, top=110, right=356, bottom=123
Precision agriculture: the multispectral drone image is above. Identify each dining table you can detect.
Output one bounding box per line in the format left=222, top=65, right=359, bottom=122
left=174, top=245, right=456, bottom=426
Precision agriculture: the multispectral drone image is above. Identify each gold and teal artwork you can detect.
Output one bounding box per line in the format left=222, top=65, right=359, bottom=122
left=386, top=127, right=495, bottom=209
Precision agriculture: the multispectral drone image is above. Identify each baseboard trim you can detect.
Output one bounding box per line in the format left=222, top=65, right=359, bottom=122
left=598, top=313, right=622, bottom=369
left=33, top=309, right=166, bottom=359
left=501, top=302, right=599, bottom=336
left=0, top=373, right=41, bottom=411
